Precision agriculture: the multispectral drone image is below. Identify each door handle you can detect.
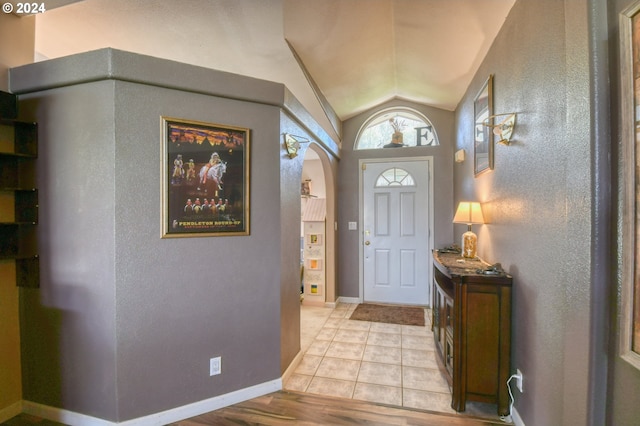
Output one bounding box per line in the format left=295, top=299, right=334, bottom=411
left=365, top=241, right=370, bottom=245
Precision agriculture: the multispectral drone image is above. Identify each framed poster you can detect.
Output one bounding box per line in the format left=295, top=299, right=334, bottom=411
left=161, top=117, right=250, bottom=237
left=474, top=75, right=494, bottom=176
left=620, top=1, right=640, bottom=369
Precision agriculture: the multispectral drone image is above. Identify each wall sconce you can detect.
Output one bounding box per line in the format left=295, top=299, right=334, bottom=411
left=483, top=113, right=517, bottom=146
left=283, top=133, right=310, bottom=159
left=453, top=201, right=485, bottom=259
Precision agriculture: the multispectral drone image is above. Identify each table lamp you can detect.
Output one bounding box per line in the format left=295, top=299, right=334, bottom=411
left=453, top=201, right=485, bottom=258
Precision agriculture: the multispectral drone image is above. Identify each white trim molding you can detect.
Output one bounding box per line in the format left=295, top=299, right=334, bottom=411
left=21, top=379, right=282, bottom=425
left=0, top=401, right=22, bottom=424
left=337, top=296, right=360, bottom=304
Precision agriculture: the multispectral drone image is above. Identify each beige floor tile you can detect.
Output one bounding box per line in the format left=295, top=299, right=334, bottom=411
left=403, top=388, right=456, bottom=413
left=369, top=322, right=402, bottom=334
left=403, top=366, right=450, bottom=392
left=306, top=377, right=356, bottom=399
left=401, top=334, right=432, bottom=350
left=300, top=306, right=334, bottom=350
left=367, top=331, right=402, bottom=348
left=337, top=302, right=356, bottom=310
left=340, top=319, right=371, bottom=331
left=341, top=303, right=357, bottom=314
left=315, top=357, right=361, bottom=381
left=296, top=303, right=469, bottom=418
left=402, top=324, right=430, bottom=336
left=330, top=309, right=349, bottom=318
left=325, top=341, right=366, bottom=360
left=363, top=345, right=402, bottom=365
left=322, top=318, right=343, bottom=329
left=315, top=327, right=338, bottom=341
left=353, top=382, right=402, bottom=406
left=333, top=328, right=369, bottom=344
left=305, top=340, right=330, bottom=357
left=402, top=348, right=438, bottom=369
left=295, top=355, right=323, bottom=376
left=285, top=374, right=312, bottom=392
left=357, top=361, right=402, bottom=387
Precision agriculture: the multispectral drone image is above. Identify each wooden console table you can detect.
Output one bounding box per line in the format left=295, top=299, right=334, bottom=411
left=431, top=250, right=512, bottom=416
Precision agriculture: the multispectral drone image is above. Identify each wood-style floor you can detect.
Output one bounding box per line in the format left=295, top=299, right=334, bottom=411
left=170, top=390, right=507, bottom=426
left=3, top=391, right=507, bottom=425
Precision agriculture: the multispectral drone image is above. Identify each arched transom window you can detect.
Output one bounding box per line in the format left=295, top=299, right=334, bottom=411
left=355, top=107, right=438, bottom=150
left=375, top=167, right=416, bottom=187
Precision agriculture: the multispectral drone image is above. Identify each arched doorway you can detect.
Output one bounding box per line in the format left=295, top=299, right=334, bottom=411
left=300, top=143, right=336, bottom=306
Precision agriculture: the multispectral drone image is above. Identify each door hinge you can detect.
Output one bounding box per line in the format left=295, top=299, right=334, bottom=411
left=362, top=163, right=367, bottom=170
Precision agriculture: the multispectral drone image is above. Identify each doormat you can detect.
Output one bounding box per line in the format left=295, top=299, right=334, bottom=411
left=349, top=303, right=425, bottom=326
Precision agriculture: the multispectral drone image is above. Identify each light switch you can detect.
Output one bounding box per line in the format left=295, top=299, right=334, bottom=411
left=348, top=222, right=357, bottom=230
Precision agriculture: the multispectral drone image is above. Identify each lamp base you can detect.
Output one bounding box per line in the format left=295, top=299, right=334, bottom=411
left=461, top=230, right=478, bottom=259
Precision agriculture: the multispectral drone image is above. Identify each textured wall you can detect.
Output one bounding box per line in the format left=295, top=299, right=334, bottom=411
left=454, top=0, right=604, bottom=424
left=18, top=81, right=119, bottom=418
left=278, top=112, right=334, bottom=374
left=113, top=82, right=283, bottom=420
left=10, top=49, right=326, bottom=422
left=339, top=99, right=455, bottom=299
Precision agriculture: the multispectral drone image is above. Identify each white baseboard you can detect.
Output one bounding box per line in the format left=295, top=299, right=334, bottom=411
left=337, top=296, right=360, bottom=304
left=0, top=401, right=22, bottom=423
left=22, top=379, right=282, bottom=425
left=23, top=401, right=113, bottom=426
left=282, top=349, right=304, bottom=385
left=15, top=381, right=525, bottom=426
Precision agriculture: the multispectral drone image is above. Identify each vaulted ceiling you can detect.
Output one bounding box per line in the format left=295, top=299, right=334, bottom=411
left=22, top=0, right=515, bottom=141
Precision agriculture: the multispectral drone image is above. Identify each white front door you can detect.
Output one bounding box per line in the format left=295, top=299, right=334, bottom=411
left=361, top=159, right=432, bottom=305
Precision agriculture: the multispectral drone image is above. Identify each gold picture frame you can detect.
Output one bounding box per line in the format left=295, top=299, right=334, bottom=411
left=161, top=117, right=250, bottom=237
left=620, top=1, right=640, bottom=369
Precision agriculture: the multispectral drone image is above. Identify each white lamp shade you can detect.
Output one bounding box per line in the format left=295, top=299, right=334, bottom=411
left=453, top=202, right=485, bottom=224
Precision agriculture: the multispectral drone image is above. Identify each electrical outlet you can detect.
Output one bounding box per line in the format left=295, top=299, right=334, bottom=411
left=516, top=368, right=523, bottom=392
left=210, top=356, right=221, bottom=376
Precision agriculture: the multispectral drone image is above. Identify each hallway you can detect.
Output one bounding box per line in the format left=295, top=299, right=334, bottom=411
left=285, top=303, right=504, bottom=422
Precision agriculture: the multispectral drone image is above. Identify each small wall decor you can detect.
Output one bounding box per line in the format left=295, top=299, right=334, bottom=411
left=161, top=117, right=250, bottom=237
left=308, top=258, right=322, bottom=270
left=474, top=75, right=494, bottom=176
left=483, top=113, right=517, bottom=146
left=307, top=233, right=322, bottom=245
left=284, top=133, right=309, bottom=159
left=383, top=117, right=406, bottom=148
left=301, top=179, right=311, bottom=197
left=308, top=283, right=322, bottom=295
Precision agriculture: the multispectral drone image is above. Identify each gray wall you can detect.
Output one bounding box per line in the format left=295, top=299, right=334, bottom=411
left=278, top=111, right=340, bottom=372
left=454, top=0, right=609, bottom=424
left=10, top=49, right=332, bottom=422
left=339, top=99, right=455, bottom=299
left=19, top=81, right=119, bottom=418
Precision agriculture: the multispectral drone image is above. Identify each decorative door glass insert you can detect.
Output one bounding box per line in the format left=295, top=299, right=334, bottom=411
left=375, top=167, right=416, bottom=187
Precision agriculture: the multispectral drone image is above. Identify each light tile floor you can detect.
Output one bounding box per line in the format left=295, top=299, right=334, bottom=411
left=286, top=302, right=503, bottom=421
